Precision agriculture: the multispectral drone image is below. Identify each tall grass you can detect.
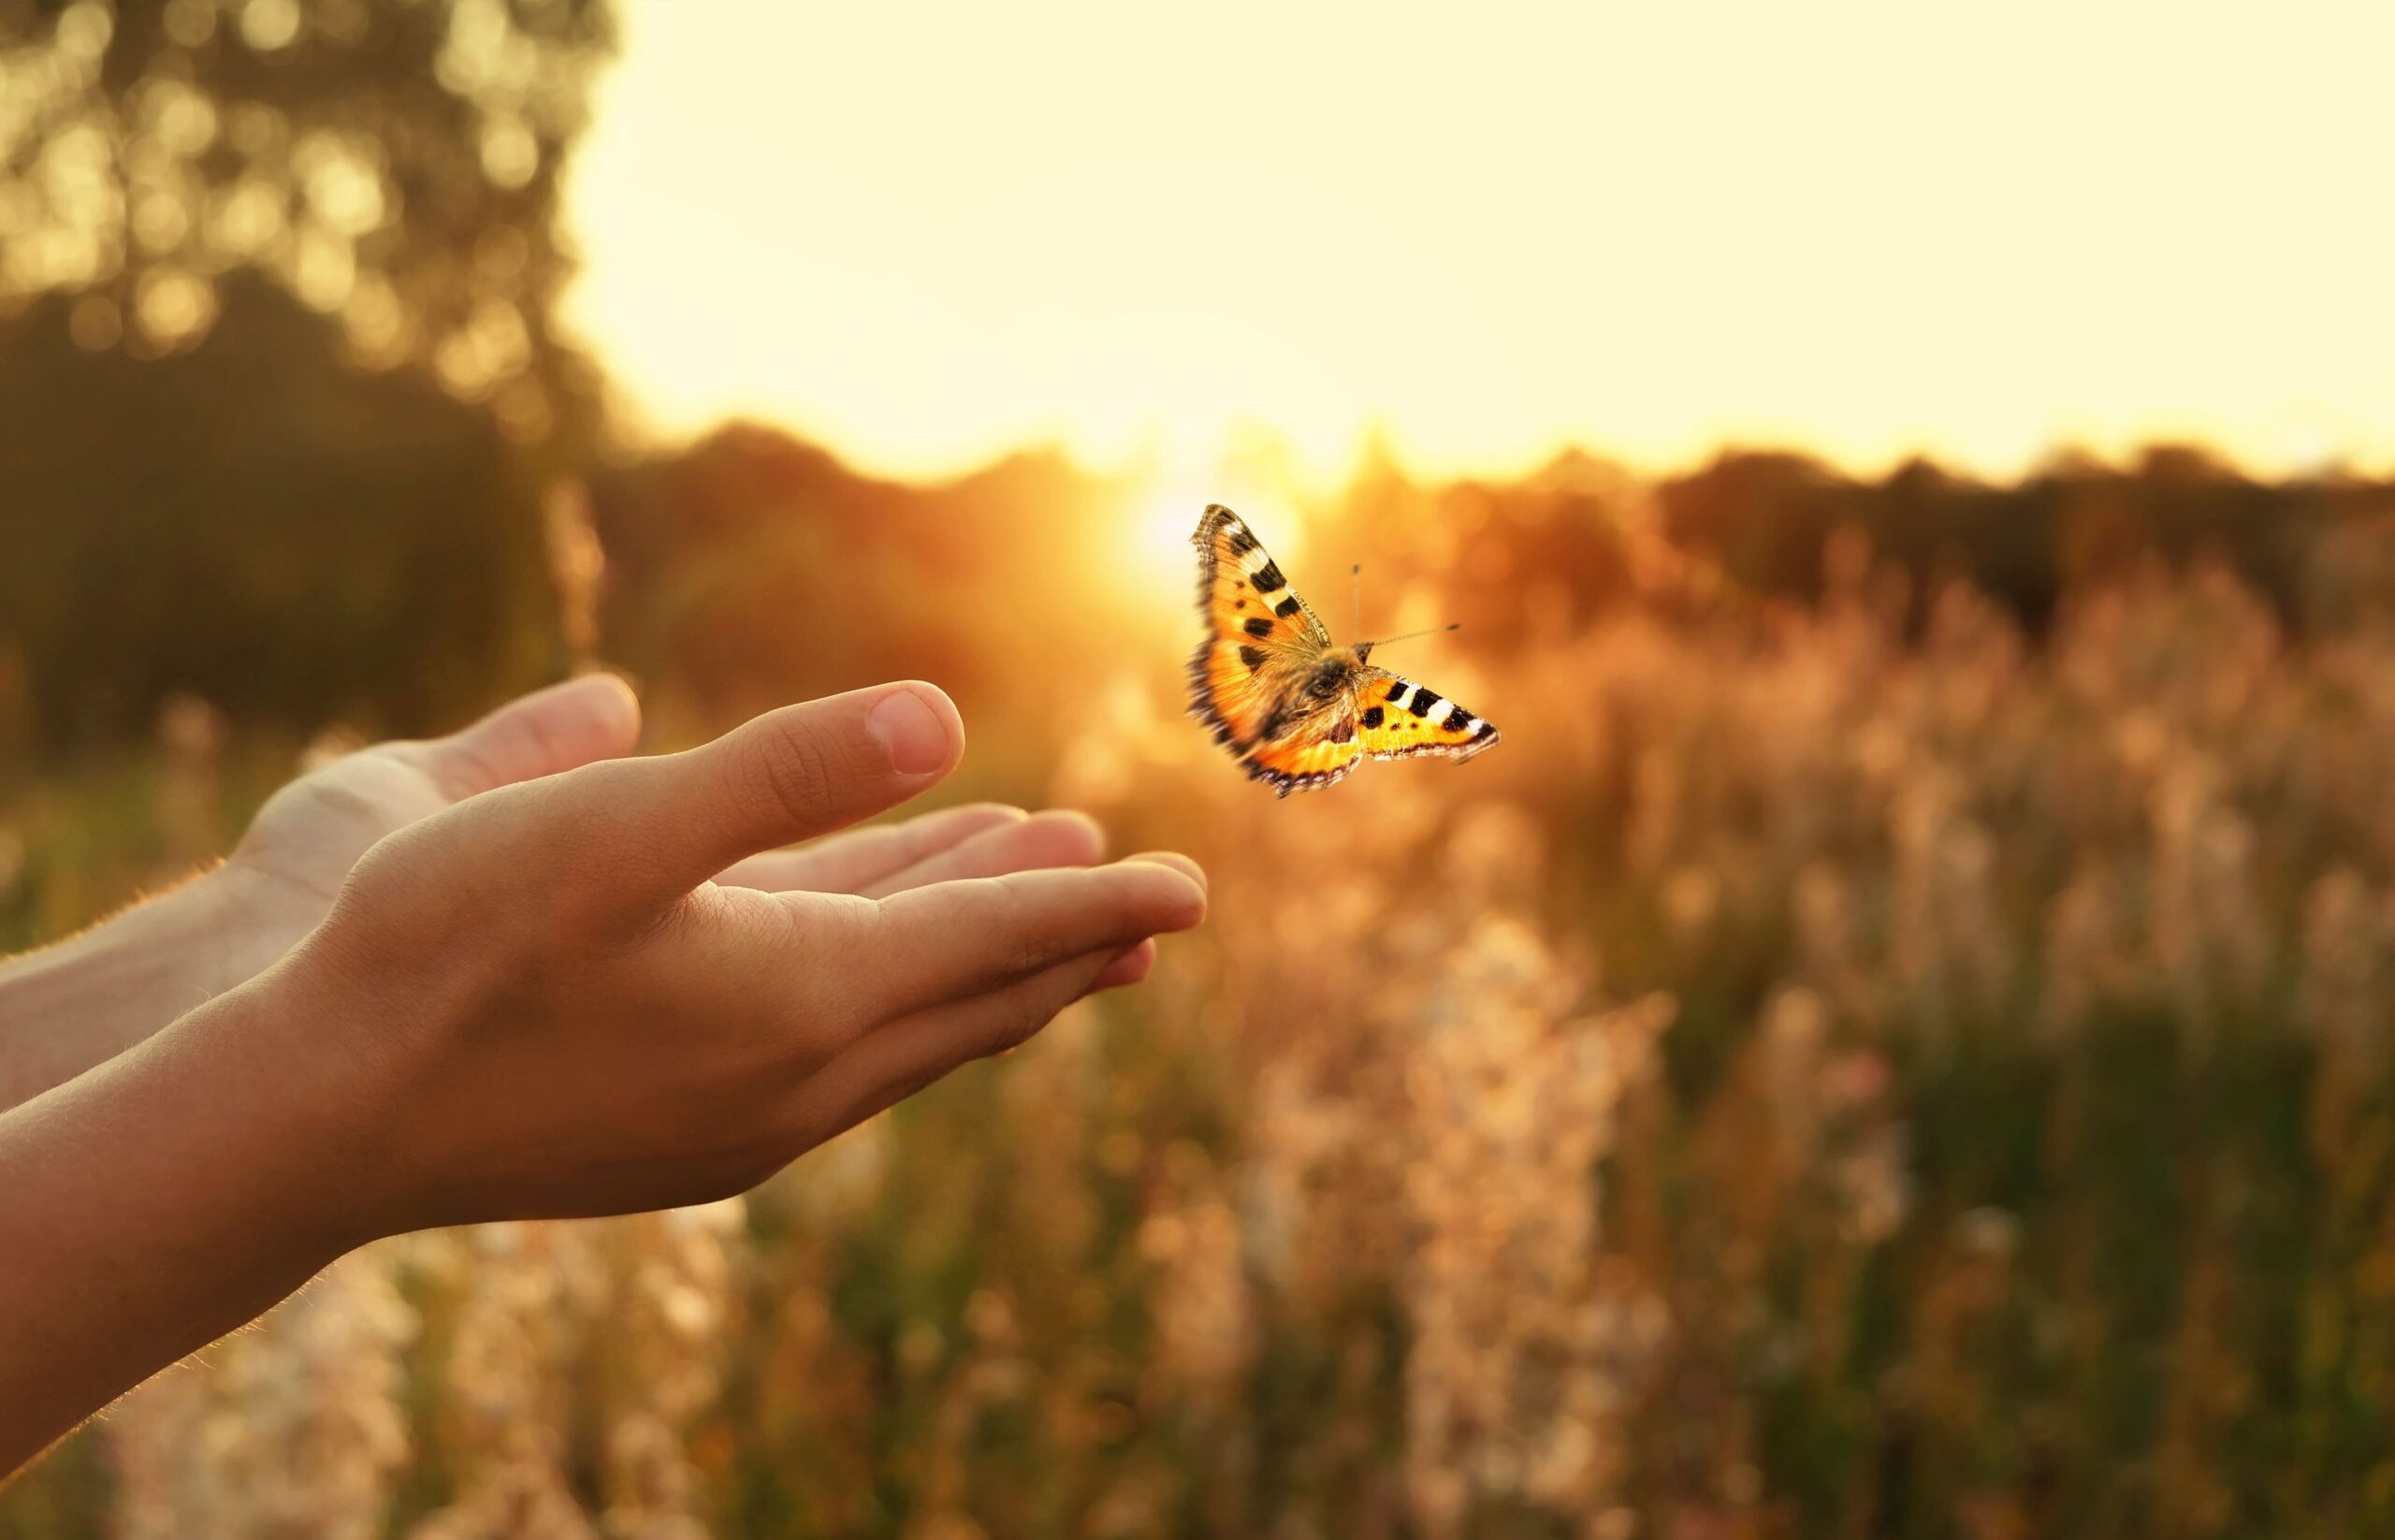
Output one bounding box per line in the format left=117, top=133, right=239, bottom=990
left=9, top=544, right=2395, bottom=1539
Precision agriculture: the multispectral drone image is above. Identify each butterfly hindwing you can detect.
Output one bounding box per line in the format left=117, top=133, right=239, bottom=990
left=1241, top=699, right=1365, bottom=796
left=1353, top=668, right=1501, bottom=763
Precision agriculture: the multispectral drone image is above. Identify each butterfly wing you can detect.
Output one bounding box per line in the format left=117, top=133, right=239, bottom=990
left=1352, top=668, right=1502, bottom=763
left=1187, top=504, right=1331, bottom=751
left=1192, top=503, right=1331, bottom=656
left=1240, top=699, right=1367, bottom=795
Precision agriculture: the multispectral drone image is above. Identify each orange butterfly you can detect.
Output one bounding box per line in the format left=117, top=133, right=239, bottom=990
left=1185, top=504, right=1501, bottom=796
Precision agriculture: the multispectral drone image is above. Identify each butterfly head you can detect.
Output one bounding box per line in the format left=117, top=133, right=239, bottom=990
left=1309, top=645, right=1371, bottom=700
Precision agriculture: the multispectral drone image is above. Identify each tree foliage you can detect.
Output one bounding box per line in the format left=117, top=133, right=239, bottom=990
left=0, top=0, right=613, bottom=750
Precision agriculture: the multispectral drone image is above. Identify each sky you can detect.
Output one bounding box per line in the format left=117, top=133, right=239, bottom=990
left=560, top=0, right=2395, bottom=487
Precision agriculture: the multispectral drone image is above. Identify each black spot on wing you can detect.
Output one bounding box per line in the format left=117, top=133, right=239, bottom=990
left=1384, top=681, right=1407, bottom=703
left=1407, top=691, right=1436, bottom=719
left=1239, top=645, right=1267, bottom=672
left=1274, top=595, right=1301, bottom=618
left=1243, top=617, right=1273, bottom=638
left=1473, top=720, right=1498, bottom=742
left=1360, top=705, right=1384, bottom=729
left=1252, top=561, right=1286, bottom=593
left=1444, top=705, right=1473, bottom=732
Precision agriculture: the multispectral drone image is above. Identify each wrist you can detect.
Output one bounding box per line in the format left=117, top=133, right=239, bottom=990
left=0, top=865, right=292, bottom=1002
left=150, top=964, right=395, bottom=1258
left=0, top=868, right=292, bottom=1111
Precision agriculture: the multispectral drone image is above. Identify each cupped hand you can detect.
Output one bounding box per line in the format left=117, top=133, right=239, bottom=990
left=260, top=681, right=1203, bottom=1237
left=215, top=674, right=1119, bottom=991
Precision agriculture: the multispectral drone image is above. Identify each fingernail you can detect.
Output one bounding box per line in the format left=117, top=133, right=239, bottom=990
left=867, top=689, right=951, bottom=776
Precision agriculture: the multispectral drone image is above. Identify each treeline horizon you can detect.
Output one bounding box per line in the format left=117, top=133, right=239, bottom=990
left=14, top=285, right=2395, bottom=764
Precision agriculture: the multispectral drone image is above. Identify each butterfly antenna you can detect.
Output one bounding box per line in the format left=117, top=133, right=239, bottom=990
left=1350, top=562, right=1362, bottom=638
left=1357, top=622, right=1461, bottom=651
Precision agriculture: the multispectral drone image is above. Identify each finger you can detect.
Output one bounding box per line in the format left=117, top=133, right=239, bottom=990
left=838, top=853, right=1205, bottom=1021
left=789, top=943, right=1138, bottom=1148
left=855, top=808, right=1106, bottom=898
left=623, top=682, right=965, bottom=897
left=414, top=674, right=642, bottom=799
left=717, top=804, right=1023, bottom=893
left=1101, top=857, right=1200, bottom=987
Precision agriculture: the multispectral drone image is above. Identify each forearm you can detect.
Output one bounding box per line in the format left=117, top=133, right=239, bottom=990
left=0, top=976, right=363, bottom=1473
left=0, top=872, right=286, bottom=1111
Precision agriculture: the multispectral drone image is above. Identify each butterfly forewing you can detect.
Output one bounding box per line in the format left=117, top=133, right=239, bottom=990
left=1194, top=505, right=1331, bottom=657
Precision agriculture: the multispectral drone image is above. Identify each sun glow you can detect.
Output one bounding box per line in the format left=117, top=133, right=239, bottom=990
left=566, top=0, right=2395, bottom=484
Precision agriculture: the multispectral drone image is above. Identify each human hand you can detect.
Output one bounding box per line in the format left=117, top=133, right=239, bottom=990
left=0, top=675, right=1126, bottom=1115
left=240, top=680, right=1203, bottom=1237
left=218, top=674, right=1120, bottom=992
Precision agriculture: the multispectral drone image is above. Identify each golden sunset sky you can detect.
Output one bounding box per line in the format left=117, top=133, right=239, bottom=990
left=561, top=0, right=2395, bottom=486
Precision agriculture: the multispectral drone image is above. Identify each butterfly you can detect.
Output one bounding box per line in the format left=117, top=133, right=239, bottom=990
left=1184, top=503, right=1501, bottom=796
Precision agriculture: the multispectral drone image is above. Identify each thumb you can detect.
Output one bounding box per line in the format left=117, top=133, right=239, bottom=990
left=624, top=681, right=963, bottom=896
left=418, top=674, right=643, bottom=798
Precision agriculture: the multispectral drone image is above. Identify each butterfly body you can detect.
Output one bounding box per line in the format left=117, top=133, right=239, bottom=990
left=1185, top=504, right=1500, bottom=796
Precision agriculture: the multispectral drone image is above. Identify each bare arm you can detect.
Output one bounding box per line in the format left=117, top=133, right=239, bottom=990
left=0, top=976, right=363, bottom=1471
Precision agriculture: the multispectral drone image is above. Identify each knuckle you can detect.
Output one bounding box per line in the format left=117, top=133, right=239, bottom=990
left=336, top=817, right=448, bottom=913
left=748, top=718, right=843, bottom=830
left=994, top=881, right=1045, bottom=981
left=543, top=765, right=666, bottom=910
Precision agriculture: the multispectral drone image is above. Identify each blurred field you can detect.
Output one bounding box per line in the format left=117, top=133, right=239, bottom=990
left=14, top=453, right=2395, bottom=1539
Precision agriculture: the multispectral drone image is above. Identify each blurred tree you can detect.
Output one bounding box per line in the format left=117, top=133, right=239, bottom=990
left=1658, top=447, right=2390, bottom=636
left=0, top=0, right=614, bottom=750
left=588, top=424, right=1134, bottom=753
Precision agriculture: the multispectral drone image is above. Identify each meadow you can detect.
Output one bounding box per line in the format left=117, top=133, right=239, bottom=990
left=10, top=453, right=2395, bottom=1539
